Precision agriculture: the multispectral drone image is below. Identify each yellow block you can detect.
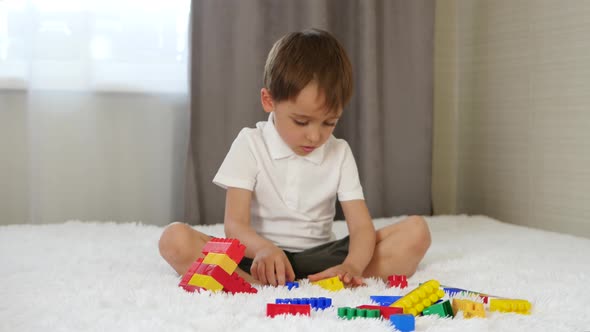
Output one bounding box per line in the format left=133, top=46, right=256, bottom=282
left=202, top=252, right=238, bottom=275
left=390, top=280, right=446, bottom=316
left=451, top=299, right=486, bottom=318
left=187, top=273, right=223, bottom=292
left=311, top=276, right=344, bottom=291
left=490, top=299, right=532, bottom=315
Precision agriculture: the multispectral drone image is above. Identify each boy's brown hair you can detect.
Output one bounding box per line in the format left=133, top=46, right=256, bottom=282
left=263, top=28, right=353, bottom=114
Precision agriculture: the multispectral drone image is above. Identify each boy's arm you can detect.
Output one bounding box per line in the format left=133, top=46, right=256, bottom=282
left=341, top=199, right=376, bottom=273
left=308, top=199, right=375, bottom=286
left=223, top=187, right=295, bottom=285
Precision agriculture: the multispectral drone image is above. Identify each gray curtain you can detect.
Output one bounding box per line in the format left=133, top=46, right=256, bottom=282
left=186, top=0, right=434, bottom=225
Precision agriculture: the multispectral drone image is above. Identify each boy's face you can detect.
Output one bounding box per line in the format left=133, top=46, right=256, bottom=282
left=261, top=81, right=342, bottom=156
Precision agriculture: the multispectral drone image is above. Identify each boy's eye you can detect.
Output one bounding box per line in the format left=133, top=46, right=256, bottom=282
left=324, top=122, right=337, bottom=127
left=293, top=119, right=308, bottom=126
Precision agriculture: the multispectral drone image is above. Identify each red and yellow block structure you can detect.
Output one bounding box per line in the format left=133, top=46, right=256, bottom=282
left=178, top=238, right=257, bottom=294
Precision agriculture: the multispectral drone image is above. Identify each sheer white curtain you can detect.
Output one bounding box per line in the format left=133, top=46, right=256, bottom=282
left=0, top=0, right=191, bottom=225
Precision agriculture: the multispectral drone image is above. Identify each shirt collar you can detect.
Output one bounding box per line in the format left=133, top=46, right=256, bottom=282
left=261, top=112, right=325, bottom=165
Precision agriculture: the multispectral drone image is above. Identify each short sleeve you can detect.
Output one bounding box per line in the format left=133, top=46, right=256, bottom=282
left=213, top=129, right=258, bottom=191
left=337, top=142, right=365, bottom=201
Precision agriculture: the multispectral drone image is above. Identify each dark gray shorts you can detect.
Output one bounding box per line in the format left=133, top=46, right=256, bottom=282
left=238, top=236, right=350, bottom=279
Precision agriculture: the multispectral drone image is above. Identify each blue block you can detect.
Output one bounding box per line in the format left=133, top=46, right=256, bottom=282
left=390, top=314, right=415, bottom=332
left=275, top=297, right=332, bottom=310
left=370, top=295, right=402, bottom=306
left=286, top=281, right=299, bottom=290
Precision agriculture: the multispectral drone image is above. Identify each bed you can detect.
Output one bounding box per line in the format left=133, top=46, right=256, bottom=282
left=2, top=215, right=589, bottom=331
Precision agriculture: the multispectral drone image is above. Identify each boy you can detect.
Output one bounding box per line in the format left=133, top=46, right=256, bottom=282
left=159, top=28, right=431, bottom=287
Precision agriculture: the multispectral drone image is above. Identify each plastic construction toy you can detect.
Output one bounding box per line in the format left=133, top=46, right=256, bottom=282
left=490, top=299, right=532, bottom=315
left=285, top=281, right=299, bottom=290
left=356, top=305, right=403, bottom=319
left=451, top=299, right=486, bottom=318
left=389, top=314, right=415, bottom=332
left=276, top=297, right=332, bottom=310
left=422, top=299, right=454, bottom=318
left=337, top=307, right=380, bottom=320
left=178, top=238, right=257, bottom=294
left=311, top=276, right=344, bottom=291
left=388, top=275, right=408, bottom=289
left=370, top=295, right=402, bottom=306
left=267, top=303, right=311, bottom=318
left=390, top=280, right=445, bottom=316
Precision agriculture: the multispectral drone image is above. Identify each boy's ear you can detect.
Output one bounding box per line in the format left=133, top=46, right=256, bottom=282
left=261, top=88, right=274, bottom=113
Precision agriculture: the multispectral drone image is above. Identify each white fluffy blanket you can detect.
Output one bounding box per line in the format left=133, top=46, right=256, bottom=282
left=1, top=215, right=589, bottom=332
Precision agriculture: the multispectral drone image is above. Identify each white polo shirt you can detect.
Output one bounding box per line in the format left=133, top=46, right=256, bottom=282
left=213, top=113, right=364, bottom=252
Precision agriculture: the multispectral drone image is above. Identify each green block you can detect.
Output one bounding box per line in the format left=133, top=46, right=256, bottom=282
left=423, top=300, right=454, bottom=318
left=337, top=307, right=381, bottom=320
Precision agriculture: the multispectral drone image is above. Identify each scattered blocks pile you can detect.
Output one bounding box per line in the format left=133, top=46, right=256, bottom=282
left=177, top=239, right=533, bottom=331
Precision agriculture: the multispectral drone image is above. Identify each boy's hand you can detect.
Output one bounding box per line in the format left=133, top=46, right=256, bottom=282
left=251, top=245, right=295, bottom=286
left=307, top=263, right=365, bottom=287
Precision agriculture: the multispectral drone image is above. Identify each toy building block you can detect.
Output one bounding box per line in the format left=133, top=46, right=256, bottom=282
left=202, top=252, right=238, bottom=274
left=370, top=295, right=402, bottom=306
left=266, top=303, right=311, bottom=318
left=357, top=305, right=403, bottom=319
left=451, top=299, right=486, bottom=318
left=179, top=258, right=205, bottom=289
left=388, top=275, right=408, bottom=289
left=276, top=297, right=332, bottom=310
left=442, top=286, right=493, bottom=304
left=179, top=238, right=256, bottom=294
left=311, top=276, right=344, bottom=291
left=389, top=314, right=415, bottom=332
left=201, top=238, right=246, bottom=262
left=337, top=307, right=380, bottom=320
left=188, top=273, right=224, bottom=291
left=490, top=299, right=531, bottom=315
left=222, top=272, right=257, bottom=294
left=422, top=299, right=454, bottom=318
left=285, top=281, right=299, bottom=290
left=390, top=280, right=446, bottom=316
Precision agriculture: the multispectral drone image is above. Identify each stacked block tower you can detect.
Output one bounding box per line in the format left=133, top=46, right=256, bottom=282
left=178, top=238, right=257, bottom=294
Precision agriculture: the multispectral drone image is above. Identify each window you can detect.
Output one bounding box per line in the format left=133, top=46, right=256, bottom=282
left=0, top=0, right=190, bottom=93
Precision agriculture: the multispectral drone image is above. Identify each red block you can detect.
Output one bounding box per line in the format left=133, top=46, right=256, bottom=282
left=179, top=258, right=204, bottom=288
left=223, top=272, right=258, bottom=294
left=267, top=303, right=311, bottom=318
left=388, top=275, right=408, bottom=289
left=357, top=305, right=404, bottom=319
left=202, top=238, right=246, bottom=262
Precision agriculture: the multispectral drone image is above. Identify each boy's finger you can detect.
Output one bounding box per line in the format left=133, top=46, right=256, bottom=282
left=285, top=261, right=296, bottom=282
left=257, top=262, right=268, bottom=285
left=266, top=261, right=277, bottom=286
left=307, top=269, right=330, bottom=281
left=250, top=262, right=259, bottom=281
left=276, top=261, right=286, bottom=286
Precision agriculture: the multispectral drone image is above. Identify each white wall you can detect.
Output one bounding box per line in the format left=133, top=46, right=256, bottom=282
left=0, top=91, right=189, bottom=226
left=434, top=0, right=590, bottom=238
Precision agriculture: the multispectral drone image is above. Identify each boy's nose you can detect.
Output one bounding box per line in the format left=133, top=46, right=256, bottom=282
left=306, top=129, right=321, bottom=144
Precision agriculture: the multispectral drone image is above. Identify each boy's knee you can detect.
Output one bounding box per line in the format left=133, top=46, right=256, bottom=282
left=408, top=216, right=431, bottom=254
left=158, top=222, right=190, bottom=261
